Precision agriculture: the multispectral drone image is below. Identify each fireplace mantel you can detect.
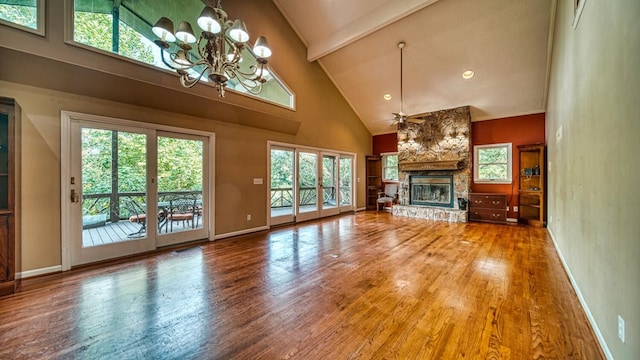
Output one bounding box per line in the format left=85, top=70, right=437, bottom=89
left=398, top=160, right=462, bottom=171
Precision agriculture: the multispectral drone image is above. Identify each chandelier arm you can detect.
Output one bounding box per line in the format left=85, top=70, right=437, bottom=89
left=178, top=67, right=209, bottom=88
left=158, top=48, right=184, bottom=71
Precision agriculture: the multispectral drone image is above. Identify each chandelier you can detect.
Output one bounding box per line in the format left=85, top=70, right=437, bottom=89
left=151, top=0, right=272, bottom=97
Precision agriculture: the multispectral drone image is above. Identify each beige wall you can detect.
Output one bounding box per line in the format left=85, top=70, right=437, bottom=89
left=0, top=1, right=372, bottom=272
left=546, top=1, right=639, bottom=359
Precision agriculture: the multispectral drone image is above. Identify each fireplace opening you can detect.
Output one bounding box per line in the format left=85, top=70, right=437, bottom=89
left=410, top=175, right=454, bottom=208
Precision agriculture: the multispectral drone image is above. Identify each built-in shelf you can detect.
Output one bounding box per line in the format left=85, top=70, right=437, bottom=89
left=518, top=144, right=545, bottom=227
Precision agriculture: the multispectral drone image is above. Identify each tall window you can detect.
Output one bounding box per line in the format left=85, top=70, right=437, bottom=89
left=381, top=152, right=398, bottom=181
left=0, top=0, right=44, bottom=35
left=70, top=0, right=294, bottom=108
left=474, top=143, right=512, bottom=183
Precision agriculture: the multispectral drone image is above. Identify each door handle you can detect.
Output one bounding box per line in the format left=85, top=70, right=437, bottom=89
left=70, top=189, right=80, bottom=203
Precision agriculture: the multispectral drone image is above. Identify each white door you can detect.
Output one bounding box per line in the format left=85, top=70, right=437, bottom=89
left=320, top=152, right=340, bottom=217
left=155, top=131, right=209, bottom=246
left=69, top=121, right=155, bottom=266
left=296, top=150, right=319, bottom=222
left=270, top=146, right=295, bottom=226
left=339, top=155, right=355, bottom=212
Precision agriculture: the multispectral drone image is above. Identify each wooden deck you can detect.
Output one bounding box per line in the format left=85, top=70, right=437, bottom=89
left=3, top=212, right=605, bottom=359
left=83, top=218, right=203, bottom=247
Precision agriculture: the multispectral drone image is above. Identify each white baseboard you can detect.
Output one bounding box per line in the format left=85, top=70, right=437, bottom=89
left=214, top=225, right=269, bottom=240
left=547, top=227, right=614, bottom=360
left=16, top=265, right=62, bottom=279
left=506, top=217, right=518, bottom=223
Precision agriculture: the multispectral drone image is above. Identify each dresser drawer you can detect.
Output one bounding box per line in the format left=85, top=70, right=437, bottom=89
left=469, top=194, right=506, bottom=209
left=469, top=208, right=507, bottom=223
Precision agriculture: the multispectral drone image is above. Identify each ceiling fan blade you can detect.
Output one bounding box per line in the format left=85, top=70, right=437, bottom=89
left=407, top=117, right=426, bottom=124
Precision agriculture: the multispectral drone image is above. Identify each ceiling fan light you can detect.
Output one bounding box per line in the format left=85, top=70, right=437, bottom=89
left=152, top=17, right=176, bottom=43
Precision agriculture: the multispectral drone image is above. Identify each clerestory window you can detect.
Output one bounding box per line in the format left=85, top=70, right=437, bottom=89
left=70, top=0, right=294, bottom=109
left=0, top=0, right=44, bottom=35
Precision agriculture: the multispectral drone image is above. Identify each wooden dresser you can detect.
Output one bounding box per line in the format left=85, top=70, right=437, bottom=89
left=469, top=193, right=508, bottom=224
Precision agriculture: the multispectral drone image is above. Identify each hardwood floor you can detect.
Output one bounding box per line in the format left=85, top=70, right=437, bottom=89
left=0, top=212, right=604, bottom=359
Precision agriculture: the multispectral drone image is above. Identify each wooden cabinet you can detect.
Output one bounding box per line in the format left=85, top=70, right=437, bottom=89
left=518, top=144, right=545, bottom=227
left=0, top=98, right=20, bottom=297
left=366, top=156, right=382, bottom=210
left=469, top=193, right=508, bottom=224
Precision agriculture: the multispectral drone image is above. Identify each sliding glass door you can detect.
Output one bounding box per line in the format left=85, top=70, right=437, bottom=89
left=66, top=116, right=211, bottom=267
left=70, top=121, right=155, bottom=266
left=320, top=153, right=340, bottom=217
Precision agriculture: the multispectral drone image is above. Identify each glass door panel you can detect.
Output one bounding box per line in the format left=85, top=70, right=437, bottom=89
left=339, top=155, right=354, bottom=211
left=270, top=147, right=295, bottom=226
left=296, top=150, right=319, bottom=222
left=156, top=132, right=208, bottom=246
left=320, top=153, right=339, bottom=217
left=71, top=122, right=155, bottom=266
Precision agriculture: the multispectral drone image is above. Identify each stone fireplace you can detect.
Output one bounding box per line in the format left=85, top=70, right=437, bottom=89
left=392, top=106, right=471, bottom=223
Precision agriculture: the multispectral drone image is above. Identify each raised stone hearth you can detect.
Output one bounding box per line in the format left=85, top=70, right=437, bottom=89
left=395, top=105, right=471, bottom=223
left=392, top=205, right=468, bottom=223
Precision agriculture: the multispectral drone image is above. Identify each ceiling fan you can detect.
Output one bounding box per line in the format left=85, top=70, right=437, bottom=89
left=392, top=42, right=426, bottom=126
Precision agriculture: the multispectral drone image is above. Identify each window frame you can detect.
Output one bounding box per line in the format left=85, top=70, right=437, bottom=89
left=381, top=152, right=399, bottom=182
left=0, top=0, right=45, bottom=36
left=473, top=143, right=513, bottom=184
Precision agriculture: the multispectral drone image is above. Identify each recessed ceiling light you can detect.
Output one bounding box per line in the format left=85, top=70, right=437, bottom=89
left=462, top=69, right=475, bottom=79
left=383, top=93, right=392, bottom=101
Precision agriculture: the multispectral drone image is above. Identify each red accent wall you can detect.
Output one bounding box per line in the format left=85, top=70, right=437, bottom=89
left=472, top=113, right=545, bottom=218
left=372, top=133, right=397, bottom=155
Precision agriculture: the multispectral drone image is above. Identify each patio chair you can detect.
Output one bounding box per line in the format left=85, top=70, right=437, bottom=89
left=123, top=197, right=146, bottom=238
left=164, top=195, right=198, bottom=233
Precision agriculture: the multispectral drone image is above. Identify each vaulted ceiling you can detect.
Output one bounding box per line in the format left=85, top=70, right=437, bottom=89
left=273, top=0, right=555, bottom=135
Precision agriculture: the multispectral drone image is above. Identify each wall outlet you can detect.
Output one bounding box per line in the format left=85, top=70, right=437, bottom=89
left=618, top=315, right=625, bottom=343
left=246, top=214, right=252, bottom=221
left=513, top=206, right=518, bottom=212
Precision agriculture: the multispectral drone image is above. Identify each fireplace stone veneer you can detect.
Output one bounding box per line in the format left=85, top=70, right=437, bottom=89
left=394, top=106, right=471, bottom=223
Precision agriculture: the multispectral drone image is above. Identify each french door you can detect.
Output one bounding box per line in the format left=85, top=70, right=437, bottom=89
left=64, top=113, right=212, bottom=267
left=296, top=150, right=319, bottom=222
left=268, top=142, right=355, bottom=226
left=270, top=146, right=295, bottom=226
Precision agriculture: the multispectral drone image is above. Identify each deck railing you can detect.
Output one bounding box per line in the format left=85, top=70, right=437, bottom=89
left=83, top=190, right=203, bottom=222
left=271, top=186, right=350, bottom=208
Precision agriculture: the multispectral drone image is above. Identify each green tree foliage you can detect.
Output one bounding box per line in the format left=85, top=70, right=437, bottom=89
left=157, top=137, right=203, bottom=192
left=270, top=149, right=293, bottom=189
left=74, top=11, right=155, bottom=64
left=478, top=147, right=508, bottom=180
left=0, top=3, right=37, bottom=29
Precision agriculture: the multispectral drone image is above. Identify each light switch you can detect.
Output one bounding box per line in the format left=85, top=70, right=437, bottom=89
left=253, top=178, right=263, bottom=185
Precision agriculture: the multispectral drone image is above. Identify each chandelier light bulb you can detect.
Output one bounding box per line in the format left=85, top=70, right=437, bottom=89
left=197, top=7, right=221, bottom=34
left=152, top=17, right=176, bottom=43
left=228, top=19, right=249, bottom=43
left=175, top=21, right=196, bottom=44
left=253, top=36, right=272, bottom=58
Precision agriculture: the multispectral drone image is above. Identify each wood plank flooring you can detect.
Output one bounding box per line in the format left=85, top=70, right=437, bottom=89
left=0, top=212, right=604, bottom=359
